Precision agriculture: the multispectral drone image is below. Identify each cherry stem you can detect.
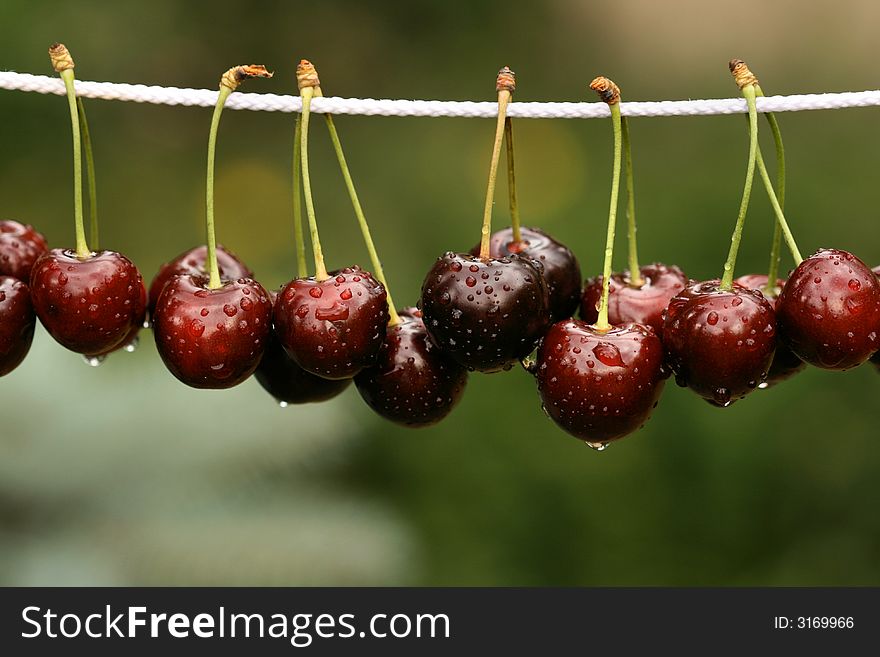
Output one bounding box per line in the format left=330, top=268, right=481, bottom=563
left=478, top=89, right=512, bottom=260
left=754, top=149, right=802, bottom=267
left=300, top=87, right=330, bottom=281
left=621, top=116, right=643, bottom=288
left=504, top=117, right=522, bottom=244
left=205, top=85, right=231, bottom=289
left=595, top=102, right=623, bottom=332
left=719, top=84, right=758, bottom=291
left=292, top=116, right=307, bottom=279
left=77, top=98, right=98, bottom=251
left=316, top=90, right=400, bottom=326
left=58, top=69, right=89, bottom=259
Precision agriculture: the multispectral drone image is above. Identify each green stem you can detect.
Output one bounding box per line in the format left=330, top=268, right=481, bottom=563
left=504, top=117, right=522, bottom=243
left=756, top=86, right=784, bottom=292
left=77, top=97, right=98, bottom=251
left=595, top=103, right=624, bottom=332
left=621, top=116, right=643, bottom=287
left=719, top=85, right=758, bottom=291
left=321, top=107, right=400, bottom=325
left=204, top=86, right=231, bottom=289
left=300, top=87, right=329, bottom=281
left=59, top=69, right=89, bottom=258
left=292, top=115, right=307, bottom=279
left=755, top=145, right=802, bottom=266
left=478, top=90, right=511, bottom=259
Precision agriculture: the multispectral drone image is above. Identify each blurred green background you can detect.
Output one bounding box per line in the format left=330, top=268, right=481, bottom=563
left=1, top=0, right=879, bottom=586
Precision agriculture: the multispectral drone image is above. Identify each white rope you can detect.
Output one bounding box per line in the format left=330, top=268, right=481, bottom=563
left=2, top=71, right=880, bottom=119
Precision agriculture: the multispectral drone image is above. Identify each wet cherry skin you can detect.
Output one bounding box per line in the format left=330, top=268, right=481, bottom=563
left=0, top=276, right=36, bottom=376
left=153, top=274, right=272, bottom=389
left=148, top=245, right=252, bottom=319
left=471, top=227, right=581, bottom=321
left=354, top=307, right=468, bottom=427
left=734, top=273, right=806, bottom=386
left=775, top=249, right=880, bottom=370
left=663, top=280, right=777, bottom=407
left=29, top=249, right=146, bottom=356
left=274, top=266, right=389, bottom=380
left=872, top=265, right=880, bottom=372
left=254, top=291, right=351, bottom=404
left=0, top=220, right=49, bottom=281
left=535, top=319, right=666, bottom=447
left=420, top=251, right=551, bottom=373
left=581, top=263, right=689, bottom=334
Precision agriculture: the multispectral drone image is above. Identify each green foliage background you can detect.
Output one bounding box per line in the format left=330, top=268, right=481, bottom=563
left=1, top=0, right=878, bottom=585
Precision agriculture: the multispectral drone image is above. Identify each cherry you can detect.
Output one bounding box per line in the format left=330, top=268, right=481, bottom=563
left=154, top=274, right=271, bottom=388
left=535, top=77, right=667, bottom=447
left=581, top=263, right=688, bottom=334
left=734, top=273, right=805, bottom=386
left=255, top=291, right=351, bottom=405
left=664, top=281, right=777, bottom=405
left=471, top=226, right=581, bottom=321
left=0, top=277, right=36, bottom=377
left=148, top=244, right=251, bottom=318
left=355, top=307, right=468, bottom=426
left=776, top=249, right=880, bottom=370
left=536, top=320, right=665, bottom=446
left=275, top=266, right=388, bottom=379
left=0, top=220, right=49, bottom=281
left=30, top=249, right=145, bottom=356
left=872, top=266, right=880, bottom=372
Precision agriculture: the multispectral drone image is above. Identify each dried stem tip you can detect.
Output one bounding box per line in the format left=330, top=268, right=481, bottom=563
left=729, top=59, right=758, bottom=89
left=296, top=59, right=321, bottom=90
left=49, top=43, right=74, bottom=72
left=220, top=65, right=273, bottom=92
left=496, top=66, right=516, bottom=93
left=590, top=76, right=621, bottom=105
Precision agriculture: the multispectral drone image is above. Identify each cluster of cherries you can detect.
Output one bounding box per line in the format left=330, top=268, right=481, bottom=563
left=3, top=50, right=880, bottom=449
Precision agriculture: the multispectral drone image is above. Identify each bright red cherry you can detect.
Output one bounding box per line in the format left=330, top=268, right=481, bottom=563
left=581, top=263, right=688, bottom=334
left=776, top=249, right=880, bottom=370
left=355, top=307, right=468, bottom=427
left=274, top=266, right=389, bottom=380
left=0, top=276, right=36, bottom=376
left=0, top=220, right=49, bottom=281
left=663, top=280, right=777, bottom=406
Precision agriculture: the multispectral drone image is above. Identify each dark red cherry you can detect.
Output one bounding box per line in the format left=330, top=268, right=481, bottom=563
left=0, top=220, right=49, bottom=281
left=153, top=274, right=272, bottom=389
left=91, top=278, right=147, bottom=360
left=663, top=280, right=777, bottom=406
left=776, top=249, right=880, bottom=370
left=29, top=249, right=145, bottom=356
left=734, top=273, right=806, bottom=386
left=535, top=319, right=666, bottom=447
left=274, top=266, right=389, bottom=380
left=470, top=227, right=581, bottom=321
left=355, top=307, right=468, bottom=427
left=872, top=265, right=880, bottom=371
left=581, top=263, right=688, bottom=334
left=148, top=245, right=252, bottom=319
left=0, top=276, right=36, bottom=376
left=420, top=252, right=551, bottom=372
left=254, top=291, right=351, bottom=404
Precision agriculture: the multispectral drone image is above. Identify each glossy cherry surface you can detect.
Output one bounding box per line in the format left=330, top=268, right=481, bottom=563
left=255, top=291, right=351, bottom=404
left=663, top=280, right=777, bottom=406
left=872, top=265, right=880, bottom=372
left=153, top=274, right=272, bottom=388
left=29, top=249, right=145, bottom=355
left=148, top=244, right=252, bottom=318
left=420, top=251, right=551, bottom=372
left=776, top=249, right=880, bottom=370
left=0, top=220, right=49, bottom=281
left=355, top=307, right=468, bottom=427
left=581, top=263, right=688, bottom=334
left=0, top=276, right=36, bottom=376
left=274, top=266, right=388, bottom=380
left=535, top=319, right=666, bottom=446
left=471, top=227, right=581, bottom=321
left=734, top=273, right=805, bottom=386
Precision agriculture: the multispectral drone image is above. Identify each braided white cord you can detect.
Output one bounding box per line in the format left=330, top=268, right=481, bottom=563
left=2, top=71, right=880, bottom=118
